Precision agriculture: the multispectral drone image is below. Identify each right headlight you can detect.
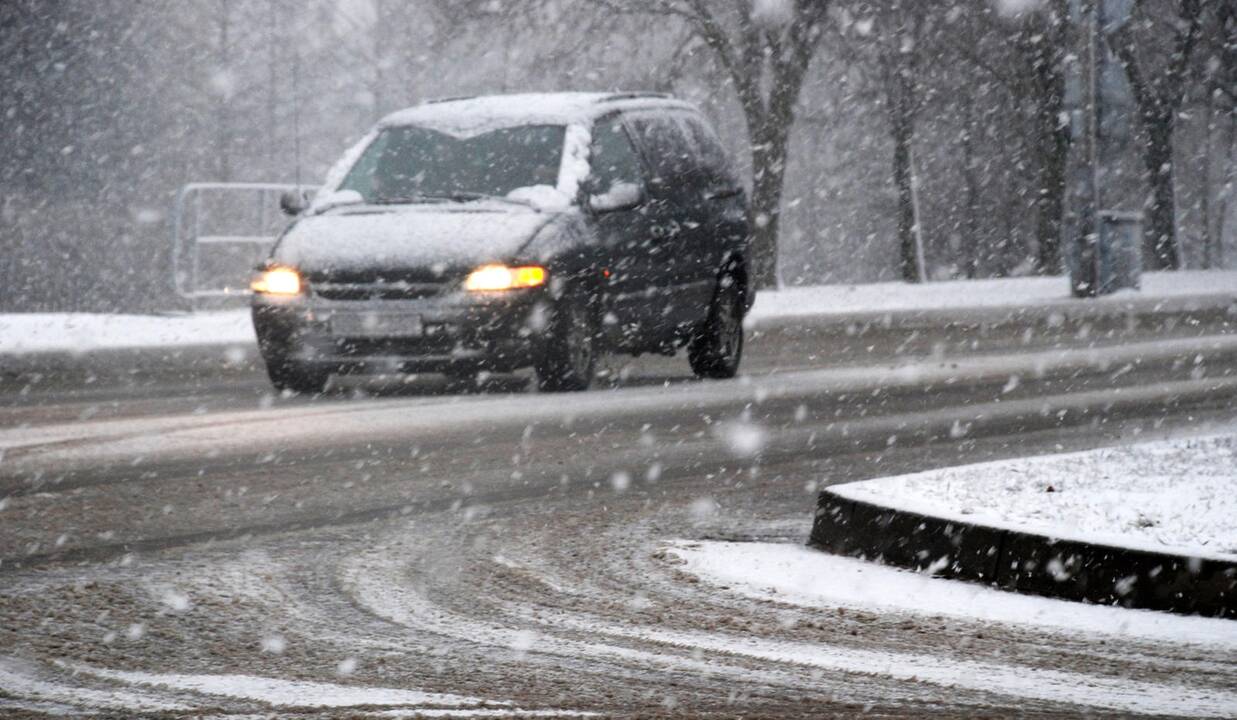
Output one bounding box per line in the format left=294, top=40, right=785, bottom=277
left=464, top=264, right=547, bottom=292
left=251, top=267, right=304, bottom=296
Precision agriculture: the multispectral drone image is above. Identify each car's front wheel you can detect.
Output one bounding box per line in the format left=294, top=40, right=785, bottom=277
left=265, top=356, right=330, bottom=395
left=535, top=289, right=597, bottom=392
left=688, top=273, right=744, bottom=380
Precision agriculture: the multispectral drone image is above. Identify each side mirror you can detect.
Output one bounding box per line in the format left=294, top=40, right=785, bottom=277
left=587, top=181, right=643, bottom=214
left=279, top=188, right=312, bottom=216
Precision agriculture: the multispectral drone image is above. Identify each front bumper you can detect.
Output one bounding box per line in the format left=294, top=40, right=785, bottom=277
left=252, top=288, right=547, bottom=374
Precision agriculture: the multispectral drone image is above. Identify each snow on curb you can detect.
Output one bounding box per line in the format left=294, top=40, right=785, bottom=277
left=748, top=269, right=1237, bottom=322
left=810, top=433, right=1237, bottom=617
left=831, top=434, right=1237, bottom=562
left=663, top=540, right=1237, bottom=649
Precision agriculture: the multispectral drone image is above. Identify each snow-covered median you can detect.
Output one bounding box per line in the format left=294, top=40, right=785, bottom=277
left=0, top=310, right=254, bottom=355
left=831, top=433, right=1237, bottom=561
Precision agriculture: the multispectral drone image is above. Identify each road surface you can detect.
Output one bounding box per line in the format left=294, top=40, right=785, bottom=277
left=2, top=320, right=1236, bottom=718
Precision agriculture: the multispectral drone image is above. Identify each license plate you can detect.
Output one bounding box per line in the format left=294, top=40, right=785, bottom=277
left=330, top=312, right=423, bottom=338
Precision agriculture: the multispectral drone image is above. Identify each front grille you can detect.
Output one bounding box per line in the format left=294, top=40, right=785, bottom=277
left=314, top=281, right=446, bottom=301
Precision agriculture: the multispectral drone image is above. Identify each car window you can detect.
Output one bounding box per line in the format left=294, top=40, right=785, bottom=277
left=589, top=117, right=644, bottom=193
left=339, top=124, right=565, bottom=202
left=627, top=114, right=696, bottom=190
left=683, top=117, right=739, bottom=194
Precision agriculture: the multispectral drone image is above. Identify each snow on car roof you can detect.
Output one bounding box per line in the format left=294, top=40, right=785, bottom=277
left=378, top=92, right=697, bottom=137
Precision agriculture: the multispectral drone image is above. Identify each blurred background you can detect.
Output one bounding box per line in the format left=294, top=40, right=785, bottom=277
left=1, top=0, right=1232, bottom=311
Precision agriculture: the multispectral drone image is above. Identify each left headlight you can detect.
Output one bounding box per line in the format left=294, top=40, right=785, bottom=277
left=251, top=267, right=303, bottom=296
left=464, top=264, right=547, bottom=292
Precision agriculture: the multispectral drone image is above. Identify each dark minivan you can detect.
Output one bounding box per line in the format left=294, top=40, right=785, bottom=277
left=252, top=92, right=752, bottom=393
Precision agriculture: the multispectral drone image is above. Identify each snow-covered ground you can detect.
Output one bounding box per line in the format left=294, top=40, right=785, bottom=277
left=831, top=433, right=1237, bottom=561
left=665, top=540, right=1237, bottom=651
left=0, top=310, right=254, bottom=355
left=749, top=269, right=1237, bottom=321
left=1, top=270, right=1232, bottom=355
left=0, top=657, right=589, bottom=717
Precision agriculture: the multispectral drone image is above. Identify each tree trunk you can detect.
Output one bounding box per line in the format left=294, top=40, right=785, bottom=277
left=1033, top=83, right=1069, bottom=274
left=960, top=118, right=981, bottom=279
left=1029, top=0, right=1070, bottom=275
left=1218, top=104, right=1235, bottom=269
left=890, top=105, right=919, bottom=282
left=1142, top=112, right=1180, bottom=269
left=1200, top=84, right=1214, bottom=269
left=748, top=111, right=793, bottom=289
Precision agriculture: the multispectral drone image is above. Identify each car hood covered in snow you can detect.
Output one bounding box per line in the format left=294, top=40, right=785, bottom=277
left=272, top=204, right=556, bottom=275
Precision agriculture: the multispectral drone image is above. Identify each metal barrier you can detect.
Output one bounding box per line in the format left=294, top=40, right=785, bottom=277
left=172, top=182, right=315, bottom=304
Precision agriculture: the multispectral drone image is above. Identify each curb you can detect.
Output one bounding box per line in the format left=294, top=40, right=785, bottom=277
left=809, top=489, right=1237, bottom=618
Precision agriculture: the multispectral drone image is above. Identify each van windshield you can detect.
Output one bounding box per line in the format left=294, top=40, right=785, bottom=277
left=339, top=124, right=566, bottom=204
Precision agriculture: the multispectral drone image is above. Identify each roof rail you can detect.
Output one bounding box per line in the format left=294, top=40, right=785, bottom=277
left=424, top=95, right=477, bottom=105
left=599, top=92, right=672, bottom=103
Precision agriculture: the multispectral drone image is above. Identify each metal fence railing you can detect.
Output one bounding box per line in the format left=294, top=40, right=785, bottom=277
left=172, top=182, right=315, bottom=305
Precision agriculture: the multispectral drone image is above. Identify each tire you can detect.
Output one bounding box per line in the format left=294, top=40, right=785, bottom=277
left=688, top=273, right=744, bottom=380
left=535, top=289, right=597, bottom=392
left=265, top=356, right=329, bottom=395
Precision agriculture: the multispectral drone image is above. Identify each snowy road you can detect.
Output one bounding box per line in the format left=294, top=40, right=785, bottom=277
left=2, top=326, right=1236, bottom=717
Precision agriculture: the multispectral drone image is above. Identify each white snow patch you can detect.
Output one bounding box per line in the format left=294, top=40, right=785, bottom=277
left=69, top=665, right=492, bottom=709
left=832, top=434, right=1237, bottom=560
left=557, top=122, right=592, bottom=200
left=664, top=541, right=1237, bottom=650
left=753, top=0, right=795, bottom=26
left=0, top=311, right=254, bottom=355
left=994, top=0, right=1046, bottom=17
left=0, top=659, right=189, bottom=713
left=379, top=93, right=620, bottom=138
left=507, top=184, right=571, bottom=211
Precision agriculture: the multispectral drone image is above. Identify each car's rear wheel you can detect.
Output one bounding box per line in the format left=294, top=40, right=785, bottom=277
left=535, top=289, right=596, bottom=392
left=265, top=356, right=330, bottom=395
left=688, top=273, right=744, bottom=380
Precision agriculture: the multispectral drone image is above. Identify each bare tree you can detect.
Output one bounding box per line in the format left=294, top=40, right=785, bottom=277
left=1108, top=0, right=1205, bottom=269
left=837, top=0, right=930, bottom=282
left=1198, top=0, right=1235, bottom=268
left=599, top=0, right=830, bottom=288
left=1015, top=0, right=1071, bottom=274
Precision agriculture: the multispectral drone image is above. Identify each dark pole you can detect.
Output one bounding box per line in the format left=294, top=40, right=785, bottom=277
left=1075, top=0, right=1102, bottom=297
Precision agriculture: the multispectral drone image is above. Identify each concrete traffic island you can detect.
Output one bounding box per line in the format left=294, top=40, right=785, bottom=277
left=809, top=435, right=1237, bottom=618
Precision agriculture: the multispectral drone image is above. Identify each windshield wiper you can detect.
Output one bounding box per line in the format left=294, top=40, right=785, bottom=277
left=374, top=192, right=484, bottom=205
left=375, top=191, right=538, bottom=209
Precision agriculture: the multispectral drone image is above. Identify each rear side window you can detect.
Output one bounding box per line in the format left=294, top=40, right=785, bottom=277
left=684, top=117, right=740, bottom=194
left=589, top=117, right=643, bottom=193
left=628, top=115, right=696, bottom=189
